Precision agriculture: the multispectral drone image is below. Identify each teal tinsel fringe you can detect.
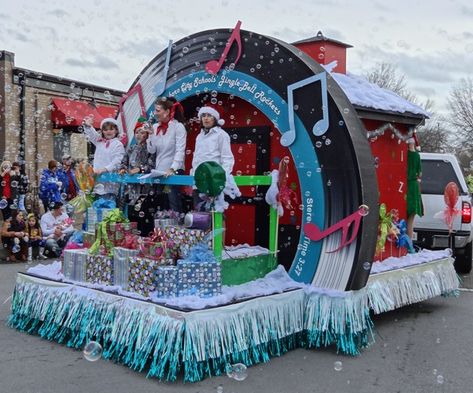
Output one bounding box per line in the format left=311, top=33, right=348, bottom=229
left=8, top=280, right=374, bottom=382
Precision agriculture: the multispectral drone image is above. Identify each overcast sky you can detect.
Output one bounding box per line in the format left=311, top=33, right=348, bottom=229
left=1, top=0, right=472, bottom=115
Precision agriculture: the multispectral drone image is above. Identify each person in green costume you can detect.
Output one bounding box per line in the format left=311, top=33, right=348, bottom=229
left=406, top=136, right=424, bottom=240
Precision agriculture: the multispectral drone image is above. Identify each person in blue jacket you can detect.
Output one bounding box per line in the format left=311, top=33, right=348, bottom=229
left=57, top=154, right=79, bottom=201
left=39, top=160, right=62, bottom=211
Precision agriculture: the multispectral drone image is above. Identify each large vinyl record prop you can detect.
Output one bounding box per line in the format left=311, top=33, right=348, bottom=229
left=118, top=25, right=378, bottom=291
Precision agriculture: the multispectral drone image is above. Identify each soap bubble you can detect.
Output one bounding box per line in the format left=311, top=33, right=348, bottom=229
left=61, top=193, right=68, bottom=200
left=363, top=261, right=371, bottom=270
left=138, top=211, right=145, bottom=218
left=0, top=199, right=8, bottom=209
left=12, top=244, right=21, bottom=253
left=359, top=205, right=370, bottom=216
left=10, top=180, right=18, bottom=188
left=334, top=361, right=343, bottom=371
left=83, top=341, right=103, bottom=362
left=227, top=363, right=248, bottom=381
left=436, top=375, right=444, bottom=384
left=216, top=386, right=224, bottom=393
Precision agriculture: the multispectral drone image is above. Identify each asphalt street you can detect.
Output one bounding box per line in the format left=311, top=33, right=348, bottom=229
left=0, top=260, right=472, bottom=393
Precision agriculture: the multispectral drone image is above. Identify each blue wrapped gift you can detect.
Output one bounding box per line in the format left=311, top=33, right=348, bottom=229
left=176, top=260, right=221, bottom=298
left=156, top=265, right=178, bottom=298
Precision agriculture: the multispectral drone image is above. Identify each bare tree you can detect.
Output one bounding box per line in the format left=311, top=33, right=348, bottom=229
left=448, top=77, right=473, bottom=150
left=365, top=62, right=452, bottom=152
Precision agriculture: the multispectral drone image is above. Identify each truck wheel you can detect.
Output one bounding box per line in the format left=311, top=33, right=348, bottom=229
left=454, top=242, right=473, bottom=274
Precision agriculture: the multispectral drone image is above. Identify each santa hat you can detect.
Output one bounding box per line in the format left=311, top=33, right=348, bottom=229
left=134, top=116, right=148, bottom=132
left=100, top=117, right=119, bottom=129
left=198, top=105, right=225, bottom=126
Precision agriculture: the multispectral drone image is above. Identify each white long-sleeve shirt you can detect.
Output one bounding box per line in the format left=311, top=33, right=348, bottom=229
left=40, top=211, right=74, bottom=238
left=147, top=120, right=186, bottom=172
left=83, top=125, right=125, bottom=194
left=191, top=126, right=235, bottom=175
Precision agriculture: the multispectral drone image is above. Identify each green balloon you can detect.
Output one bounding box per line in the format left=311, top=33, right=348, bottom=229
left=194, top=161, right=226, bottom=197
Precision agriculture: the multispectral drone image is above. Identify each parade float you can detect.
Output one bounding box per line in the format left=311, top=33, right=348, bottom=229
left=8, top=22, right=459, bottom=382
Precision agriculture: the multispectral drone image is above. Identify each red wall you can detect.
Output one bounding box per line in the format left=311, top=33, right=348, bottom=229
left=364, top=119, right=409, bottom=259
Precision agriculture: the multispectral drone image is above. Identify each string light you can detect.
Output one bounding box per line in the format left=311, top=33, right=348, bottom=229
left=366, top=123, right=415, bottom=142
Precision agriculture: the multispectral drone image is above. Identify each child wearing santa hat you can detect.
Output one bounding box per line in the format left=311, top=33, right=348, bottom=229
left=83, top=117, right=125, bottom=200
left=191, top=104, right=236, bottom=209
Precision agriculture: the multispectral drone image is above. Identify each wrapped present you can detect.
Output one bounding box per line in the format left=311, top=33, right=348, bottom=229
left=162, top=225, right=209, bottom=258
left=119, top=233, right=141, bottom=249
left=89, top=209, right=128, bottom=256
left=63, top=249, right=88, bottom=282
left=113, top=247, right=140, bottom=289
left=113, top=222, right=139, bottom=242
left=176, top=260, right=221, bottom=298
left=86, top=207, right=113, bottom=232
left=156, top=265, right=178, bottom=298
left=82, top=231, right=95, bottom=248
left=176, top=241, right=222, bottom=298
left=127, top=256, right=165, bottom=297
left=139, top=228, right=179, bottom=261
left=86, top=254, right=113, bottom=285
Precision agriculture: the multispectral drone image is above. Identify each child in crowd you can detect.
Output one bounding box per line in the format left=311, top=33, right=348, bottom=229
left=1, top=209, right=28, bottom=262
left=26, top=213, right=45, bottom=260
left=83, top=117, right=125, bottom=201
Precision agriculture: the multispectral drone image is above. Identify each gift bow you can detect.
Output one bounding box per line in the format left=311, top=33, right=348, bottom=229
left=376, top=203, right=393, bottom=254
left=89, top=208, right=128, bottom=256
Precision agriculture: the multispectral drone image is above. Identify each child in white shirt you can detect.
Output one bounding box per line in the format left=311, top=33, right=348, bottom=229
left=83, top=117, right=125, bottom=200
left=191, top=105, right=235, bottom=210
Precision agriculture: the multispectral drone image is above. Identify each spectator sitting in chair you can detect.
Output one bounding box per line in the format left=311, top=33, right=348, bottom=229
left=40, top=201, right=74, bottom=257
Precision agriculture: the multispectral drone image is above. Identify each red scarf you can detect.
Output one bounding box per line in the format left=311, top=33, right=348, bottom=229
left=156, top=121, right=169, bottom=136
left=156, top=101, right=184, bottom=136
left=97, top=138, right=112, bottom=148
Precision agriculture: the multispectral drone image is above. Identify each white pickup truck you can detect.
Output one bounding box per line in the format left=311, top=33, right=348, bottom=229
left=413, top=152, right=472, bottom=273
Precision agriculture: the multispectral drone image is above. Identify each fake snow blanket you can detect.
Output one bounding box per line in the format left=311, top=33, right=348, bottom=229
left=367, top=250, right=459, bottom=314
left=8, top=271, right=374, bottom=382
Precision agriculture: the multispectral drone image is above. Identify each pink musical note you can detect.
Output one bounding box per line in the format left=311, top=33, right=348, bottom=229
left=118, top=83, right=147, bottom=136
left=303, top=206, right=368, bottom=253
left=205, top=20, right=242, bottom=75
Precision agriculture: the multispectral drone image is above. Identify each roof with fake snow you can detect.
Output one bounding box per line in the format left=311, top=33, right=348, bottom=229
left=331, top=71, right=430, bottom=118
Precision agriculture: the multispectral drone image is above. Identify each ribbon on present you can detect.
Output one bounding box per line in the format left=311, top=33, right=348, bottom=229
left=184, top=242, right=217, bottom=263
left=70, top=161, right=95, bottom=213
left=89, top=208, right=128, bottom=256
left=120, top=233, right=141, bottom=250
left=92, top=198, right=116, bottom=210
left=376, top=203, right=393, bottom=254
left=396, top=219, right=415, bottom=254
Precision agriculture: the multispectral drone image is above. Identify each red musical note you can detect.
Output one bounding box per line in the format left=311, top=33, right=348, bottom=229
left=205, top=20, right=242, bottom=75
left=303, top=206, right=369, bottom=253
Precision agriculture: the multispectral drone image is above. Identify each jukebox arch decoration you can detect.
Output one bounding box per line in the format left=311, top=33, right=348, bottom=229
left=118, top=22, right=378, bottom=291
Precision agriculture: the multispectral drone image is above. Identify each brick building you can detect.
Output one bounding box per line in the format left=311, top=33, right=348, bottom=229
left=0, top=50, right=124, bottom=186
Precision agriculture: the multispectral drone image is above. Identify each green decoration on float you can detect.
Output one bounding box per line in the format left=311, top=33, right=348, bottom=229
left=194, top=161, right=226, bottom=197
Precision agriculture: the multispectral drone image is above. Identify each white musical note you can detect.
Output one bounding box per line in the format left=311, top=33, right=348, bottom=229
left=154, top=40, right=173, bottom=96
left=281, top=72, right=329, bottom=147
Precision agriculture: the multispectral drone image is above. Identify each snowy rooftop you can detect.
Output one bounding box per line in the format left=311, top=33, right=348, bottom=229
left=328, top=68, right=430, bottom=117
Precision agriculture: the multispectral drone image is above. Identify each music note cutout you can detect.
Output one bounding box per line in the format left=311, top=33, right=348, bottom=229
left=154, top=40, right=173, bottom=96
left=205, top=20, right=242, bottom=75
left=303, top=206, right=368, bottom=253
left=118, top=83, right=146, bottom=136
left=280, top=72, right=329, bottom=147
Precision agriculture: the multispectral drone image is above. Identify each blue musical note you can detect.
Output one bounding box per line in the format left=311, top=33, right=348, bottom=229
left=280, top=72, right=329, bottom=147
left=154, top=40, right=173, bottom=96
